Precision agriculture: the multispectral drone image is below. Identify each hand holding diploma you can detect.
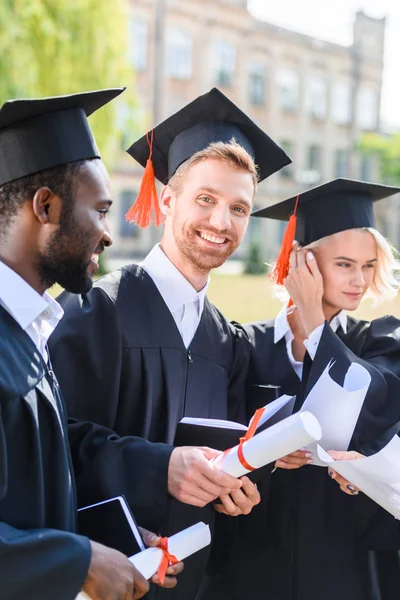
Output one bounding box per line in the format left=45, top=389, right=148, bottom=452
left=130, top=522, right=211, bottom=582
left=213, top=411, right=322, bottom=478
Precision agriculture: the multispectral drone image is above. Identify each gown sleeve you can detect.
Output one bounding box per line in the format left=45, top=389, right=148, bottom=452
left=303, top=317, right=400, bottom=550
left=303, top=316, right=400, bottom=455
left=50, top=288, right=174, bottom=532
left=0, top=401, right=91, bottom=600
left=68, top=418, right=173, bottom=533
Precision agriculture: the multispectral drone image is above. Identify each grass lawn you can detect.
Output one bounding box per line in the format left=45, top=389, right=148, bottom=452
left=50, top=273, right=400, bottom=324
left=208, top=274, right=400, bottom=323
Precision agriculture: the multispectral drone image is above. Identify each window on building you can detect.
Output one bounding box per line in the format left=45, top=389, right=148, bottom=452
left=213, top=40, right=236, bottom=87
left=120, top=191, right=140, bottom=238
left=331, top=81, right=351, bottom=125
left=357, top=87, right=378, bottom=130
left=127, top=18, right=148, bottom=71
left=166, top=28, right=193, bottom=80
left=334, top=149, right=348, bottom=178
left=306, top=76, right=327, bottom=120
left=249, top=62, right=266, bottom=106
left=306, top=144, right=323, bottom=181
left=279, top=141, right=295, bottom=179
left=277, top=68, right=299, bottom=113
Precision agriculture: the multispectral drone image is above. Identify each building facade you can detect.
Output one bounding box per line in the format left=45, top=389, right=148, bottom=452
left=107, top=0, right=392, bottom=267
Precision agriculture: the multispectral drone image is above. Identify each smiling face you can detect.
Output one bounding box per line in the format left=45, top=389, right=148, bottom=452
left=37, top=159, right=113, bottom=293
left=310, top=228, right=378, bottom=313
left=161, top=158, right=254, bottom=273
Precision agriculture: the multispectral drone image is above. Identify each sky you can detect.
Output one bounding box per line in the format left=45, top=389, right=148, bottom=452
left=249, top=0, right=400, bottom=128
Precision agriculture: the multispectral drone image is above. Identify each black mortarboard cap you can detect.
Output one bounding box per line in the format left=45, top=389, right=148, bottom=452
left=127, top=87, right=291, bottom=185
left=0, top=87, right=125, bottom=186
left=253, top=178, right=400, bottom=246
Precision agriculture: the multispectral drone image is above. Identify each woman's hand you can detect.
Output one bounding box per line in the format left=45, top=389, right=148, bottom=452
left=284, top=244, right=325, bottom=336
left=275, top=449, right=313, bottom=470
left=326, top=450, right=364, bottom=496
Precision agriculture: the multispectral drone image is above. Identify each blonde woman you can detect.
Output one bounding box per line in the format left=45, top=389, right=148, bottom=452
left=202, top=179, right=400, bottom=600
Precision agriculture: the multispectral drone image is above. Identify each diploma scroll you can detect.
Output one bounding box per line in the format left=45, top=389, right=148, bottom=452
left=302, top=361, right=371, bottom=460
left=213, top=411, right=322, bottom=478
left=130, top=522, right=211, bottom=580
left=316, top=437, right=400, bottom=520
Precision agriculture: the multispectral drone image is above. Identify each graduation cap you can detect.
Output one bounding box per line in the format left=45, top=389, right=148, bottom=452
left=0, top=87, right=125, bottom=186
left=252, top=177, right=400, bottom=285
left=125, top=87, right=291, bottom=228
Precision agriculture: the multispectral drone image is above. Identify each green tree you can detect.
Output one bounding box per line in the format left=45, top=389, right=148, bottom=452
left=0, top=0, right=137, bottom=162
left=358, top=132, right=400, bottom=184
left=243, top=241, right=268, bottom=275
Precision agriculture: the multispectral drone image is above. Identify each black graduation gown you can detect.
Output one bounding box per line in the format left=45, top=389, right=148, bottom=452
left=200, top=315, right=400, bottom=600
left=0, top=305, right=90, bottom=600
left=48, top=264, right=249, bottom=600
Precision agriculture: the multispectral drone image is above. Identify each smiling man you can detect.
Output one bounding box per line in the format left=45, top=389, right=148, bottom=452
left=49, top=88, right=291, bottom=600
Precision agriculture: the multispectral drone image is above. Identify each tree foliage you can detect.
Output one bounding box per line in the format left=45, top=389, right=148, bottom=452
left=0, top=0, right=136, bottom=163
left=243, top=241, right=268, bottom=275
left=358, top=132, right=400, bottom=185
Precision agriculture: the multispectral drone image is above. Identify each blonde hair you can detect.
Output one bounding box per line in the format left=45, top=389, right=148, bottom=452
left=272, top=227, right=400, bottom=305
left=168, top=140, right=259, bottom=195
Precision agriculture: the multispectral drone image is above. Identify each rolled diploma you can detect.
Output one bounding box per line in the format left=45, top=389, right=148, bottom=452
left=129, top=522, right=211, bottom=580
left=214, top=411, right=322, bottom=478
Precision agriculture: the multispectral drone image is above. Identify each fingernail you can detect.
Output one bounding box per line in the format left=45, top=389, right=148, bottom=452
left=329, top=470, right=334, bottom=478
left=305, top=452, right=313, bottom=458
left=307, top=459, right=313, bottom=464
left=271, top=467, right=277, bottom=473
left=307, top=252, right=314, bottom=260
left=347, top=485, right=358, bottom=495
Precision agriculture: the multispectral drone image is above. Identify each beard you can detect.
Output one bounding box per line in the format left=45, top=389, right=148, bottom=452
left=173, top=219, right=239, bottom=271
left=37, top=208, right=96, bottom=294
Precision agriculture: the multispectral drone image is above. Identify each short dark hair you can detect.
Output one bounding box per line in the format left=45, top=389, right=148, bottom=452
left=0, top=160, right=89, bottom=231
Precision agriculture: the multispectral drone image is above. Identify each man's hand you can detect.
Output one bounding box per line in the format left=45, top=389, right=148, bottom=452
left=275, top=449, right=312, bottom=470
left=168, top=446, right=242, bottom=507
left=82, top=540, right=149, bottom=600
left=327, top=450, right=364, bottom=496
left=214, top=476, right=261, bottom=516
left=139, top=528, right=184, bottom=589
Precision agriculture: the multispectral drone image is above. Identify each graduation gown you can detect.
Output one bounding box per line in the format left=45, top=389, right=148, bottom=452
left=200, top=315, right=400, bottom=600
left=48, top=264, right=249, bottom=600
left=0, top=304, right=90, bottom=600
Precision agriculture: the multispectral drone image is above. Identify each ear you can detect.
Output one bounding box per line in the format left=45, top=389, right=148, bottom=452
left=32, top=187, right=62, bottom=225
left=159, top=185, right=175, bottom=217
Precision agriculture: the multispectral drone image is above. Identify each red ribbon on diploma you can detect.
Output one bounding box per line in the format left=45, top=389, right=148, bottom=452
left=237, top=407, right=265, bottom=471
left=157, top=537, right=179, bottom=585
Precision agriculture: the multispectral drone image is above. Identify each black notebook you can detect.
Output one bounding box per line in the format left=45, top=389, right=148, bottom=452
left=78, top=496, right=145, bottom=557
left=173, top=393, right=296, bottom=451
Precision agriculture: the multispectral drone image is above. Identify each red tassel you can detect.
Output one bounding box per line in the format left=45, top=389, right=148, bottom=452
left=125, top=130, right=163, bottom=228
left=269, top=195, right=300, bottom=285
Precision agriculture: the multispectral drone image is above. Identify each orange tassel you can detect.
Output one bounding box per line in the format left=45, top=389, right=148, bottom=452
left=269, top=194, right=300, bottom=285
left=125, top=130, right=163, bottom=228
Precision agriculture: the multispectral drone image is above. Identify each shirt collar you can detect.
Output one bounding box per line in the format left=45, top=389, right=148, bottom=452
left=274, top=305, right=347, bottom=344
left=0, top=261, right=63, bottom=331
left=140, top=244, right=210, bottom=315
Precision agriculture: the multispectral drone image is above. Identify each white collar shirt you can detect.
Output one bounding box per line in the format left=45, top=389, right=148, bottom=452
left=274, top=305, right=348, bottom=379
left=0, top=261, right=64, bottom=363
left=140, top=244, right=209, bottom=348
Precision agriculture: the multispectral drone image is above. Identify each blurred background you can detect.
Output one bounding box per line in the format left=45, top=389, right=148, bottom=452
left=2, top=0, right=400, bottom=321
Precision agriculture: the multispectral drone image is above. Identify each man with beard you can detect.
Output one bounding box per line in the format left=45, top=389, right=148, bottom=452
left=0, top=87, right=192, bottom=600
left=49, top=88, right=291, bottom=599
